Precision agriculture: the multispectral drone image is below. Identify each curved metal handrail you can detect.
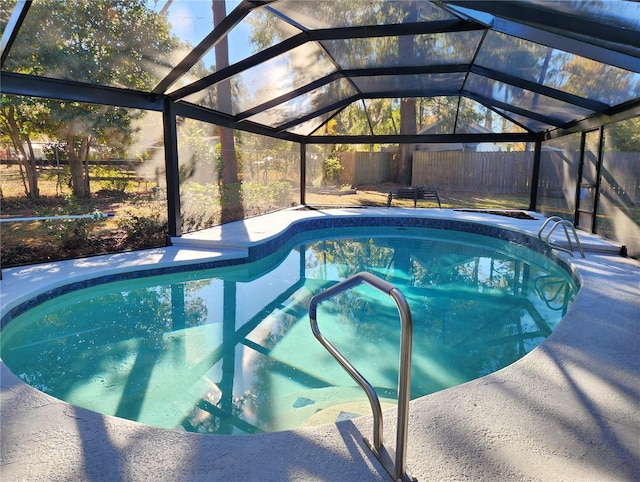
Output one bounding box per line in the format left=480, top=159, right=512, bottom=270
left=538, top=217, right=585, bottom=258
left=308, top=272, right=415, bottom=482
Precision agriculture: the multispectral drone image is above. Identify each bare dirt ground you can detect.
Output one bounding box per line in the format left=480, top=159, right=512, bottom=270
left=1, top=189, right=167, bottom=267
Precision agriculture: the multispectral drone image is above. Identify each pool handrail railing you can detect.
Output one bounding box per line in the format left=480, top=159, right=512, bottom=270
left=308, top=272, right=416, bottom=482
left=538, top=216, right=585, bottom=258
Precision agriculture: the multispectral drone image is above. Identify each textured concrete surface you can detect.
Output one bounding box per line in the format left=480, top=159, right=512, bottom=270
left=1, top=208, right=638, bottom=481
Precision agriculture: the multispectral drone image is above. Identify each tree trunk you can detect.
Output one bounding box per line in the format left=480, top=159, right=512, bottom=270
left=398, top=99, right=417, bottom=186
left=66, top=131, right=89, bottom=197
left=212, top=0, right=243, bottom=223
left=397, top=1, right=417, bottom=186
left=81, top=136, right=91, bottom=195
left=5, top=105, right=39, bottom=198
left=24, top=138, right=39, bottom=197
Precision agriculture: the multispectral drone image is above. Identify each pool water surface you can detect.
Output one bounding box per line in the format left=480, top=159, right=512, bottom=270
left=0, top=227, right=577, bottom=434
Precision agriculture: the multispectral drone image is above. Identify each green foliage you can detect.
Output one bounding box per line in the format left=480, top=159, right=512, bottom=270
left=240, top=181, right=292, bottom=210
left=606, top=117, right=640, bottom=151
left=323, top=156, right=343, bottom=185
left=39, top=162, right=71, bottom=189
left=219, top=182, right=244, bottom=224
left=177, top=119, right=220, bottom=184
left=180, top=181, right=293, bottom=232
left=118, top=210, right=167, bottom=242
left=219, top=181, right=242, bottom=204
left=1, top=0, right=180, bottom=196
left=5, top=0, right=177, bottom=89
left=180, top=182, right=221, bottom=232
left=41, top=143, right=67, bottom=162
left=57, top=219, right=95, bottom=249
left=215, top=144, right=244, bottom=181
left=36, top=195, right=97, bottom=248
left=92, top=165, right=132, bottom=192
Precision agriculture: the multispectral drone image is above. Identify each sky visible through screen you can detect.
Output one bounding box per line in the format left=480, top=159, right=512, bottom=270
left=147, top=0, right=251, bottom=71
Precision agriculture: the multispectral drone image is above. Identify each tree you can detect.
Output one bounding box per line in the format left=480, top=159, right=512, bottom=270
left=212, top=0, right=243, bottom=222
left=1, top=0, right=178, bottom=197
left=395, top=1, right=418, bottom=185
left=0, top=96, right=50, bottom=197
left=606, top=116, right=640, bottom=152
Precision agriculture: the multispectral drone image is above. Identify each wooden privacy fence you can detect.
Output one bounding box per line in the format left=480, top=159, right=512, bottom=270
left=412, top=150, right=533, bottom=194
left=339, top=151, right=392, bottom=185
left=337, top=149, right=638, bottom=200
left=336, top=150, right=534, bottom=192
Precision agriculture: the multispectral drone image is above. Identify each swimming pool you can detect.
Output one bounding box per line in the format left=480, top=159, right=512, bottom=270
left=0, top=223, right=578, bottom=435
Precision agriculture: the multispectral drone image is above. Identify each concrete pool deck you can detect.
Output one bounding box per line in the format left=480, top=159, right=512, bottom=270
left=1, top=208, right=638, bottom=481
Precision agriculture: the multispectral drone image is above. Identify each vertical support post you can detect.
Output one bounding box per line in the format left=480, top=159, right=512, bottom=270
left=574, top=132, right=587, bottom=226
left=300, top=142, right=306, bottom=206
left=591, top=126, right=605, bottom=234
left=528, top=139, right=542, bottom=211
left=163, top=97, right=182, bottom=238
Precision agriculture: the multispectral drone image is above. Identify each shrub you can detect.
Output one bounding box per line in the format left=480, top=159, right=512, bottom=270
left=37, top=195, right=97, bottom=248
left=180, top=182, right=221, bottom=231
left=118, top=210, right=167, bottom=244
left=323, top=156, right=343, bottom=186
left=92, top=165, right=132, bottom=192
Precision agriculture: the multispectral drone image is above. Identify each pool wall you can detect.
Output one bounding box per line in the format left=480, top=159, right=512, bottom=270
left=1, top=208, right=637, bottom=481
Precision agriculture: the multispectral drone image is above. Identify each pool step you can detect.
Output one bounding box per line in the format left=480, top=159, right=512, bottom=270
left=264, top=386, right=397, bottom=432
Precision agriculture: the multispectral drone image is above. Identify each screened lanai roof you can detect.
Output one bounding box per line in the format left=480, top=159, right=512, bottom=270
left=2, top=0, right=640, bottom=143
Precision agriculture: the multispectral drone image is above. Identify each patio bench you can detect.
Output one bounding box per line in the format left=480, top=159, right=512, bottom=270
left=387, top=185, right=441, bottom=208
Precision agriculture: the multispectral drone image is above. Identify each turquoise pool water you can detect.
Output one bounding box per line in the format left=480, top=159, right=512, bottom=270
left=0, top=226, right=577, bottom=434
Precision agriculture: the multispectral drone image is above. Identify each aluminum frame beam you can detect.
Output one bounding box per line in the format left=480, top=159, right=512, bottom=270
left=463, top=90, right=565, bottom=127
left=169, top=19, right=483, bottom=100
left=304, top=132, right=538, bottom=145
left=470, top=65, right=611, bottom=113
left=446, top=1, right=640, bottom=52
left=1, top=0, right=31, bottom=66
left=236, top=65, right=470, bottom=121
left=0, top=72, right=164, bottom=111
left=445, top=2, right=640, bottom=73
left=544, top=99, right=640, bottom=140
left=152, top=1, right=265, bottom=94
